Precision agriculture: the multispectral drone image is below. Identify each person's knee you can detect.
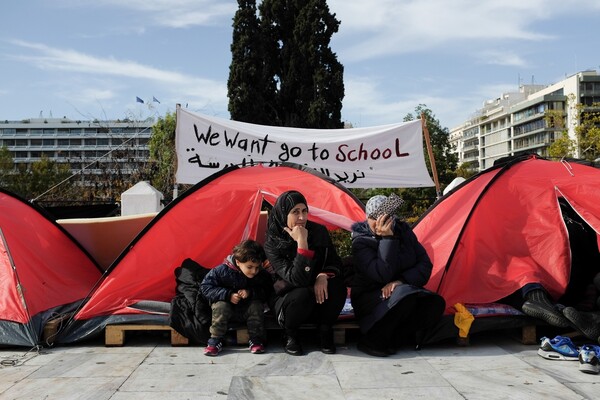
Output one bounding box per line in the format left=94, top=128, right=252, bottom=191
left=327, top=276, right=346, bottom=292
left=246, top=300, right=265, bottom=318
left=281, top=289, right=315, bottom=323
left=288, top=288, right=314, bottom=304
left=211, top=301, right=233, bottom=319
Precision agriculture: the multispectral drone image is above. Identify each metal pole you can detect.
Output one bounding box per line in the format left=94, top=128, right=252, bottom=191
left=421, top=113, right=442, bottom=198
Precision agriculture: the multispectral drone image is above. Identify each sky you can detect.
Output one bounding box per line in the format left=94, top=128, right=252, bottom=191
left=2, top=0, right=600, bottom=130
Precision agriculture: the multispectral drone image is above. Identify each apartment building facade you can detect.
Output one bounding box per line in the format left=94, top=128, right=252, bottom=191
left=450, top=70, right=600, bottom=171
left=0, top=116, right=153, bottom=177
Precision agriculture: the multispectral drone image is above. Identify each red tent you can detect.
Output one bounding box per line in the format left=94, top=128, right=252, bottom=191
left=0, top=189, right=102, bottom=347
left=414, top=155, right=600, bottom=312
left=59, top=164, right=365, bottom=343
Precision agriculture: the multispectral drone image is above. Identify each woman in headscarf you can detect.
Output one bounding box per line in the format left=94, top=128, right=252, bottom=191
left=350, top=194, right=445, bottom=357
left=264, top=190, right=347, bottom=356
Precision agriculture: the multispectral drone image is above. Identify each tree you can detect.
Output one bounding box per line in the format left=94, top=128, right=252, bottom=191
left=28, top=156, right=76, bottom=202
left=454, top=161, right=478, bottom=179
left=147, top=111, right=178, bottom=202
left=0, top=146, right=14, bottom=188
left=574, top=103, right=600, bottom=161
left=348, top=105, right=458, bottom=222
left=1, top=155, right=76, bottom=203
left=229, top=0, right=344, bottom=128
left=548, top=131, right=576, bottom=159
left=228, top=0, right=278, bottom=124
left=547, top=97, right=600, bottom=161
left=286, top=0, right=344, bottom=128
left=546, top=107, right=574, bottom=159
left=399, top=106, right=458, bottom=217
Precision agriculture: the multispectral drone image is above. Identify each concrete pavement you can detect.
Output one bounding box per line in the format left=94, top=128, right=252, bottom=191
left=1, top=330, right=599, bottom=399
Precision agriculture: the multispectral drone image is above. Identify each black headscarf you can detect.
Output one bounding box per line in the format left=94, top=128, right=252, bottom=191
left=266, top=190, right=308, bottom=250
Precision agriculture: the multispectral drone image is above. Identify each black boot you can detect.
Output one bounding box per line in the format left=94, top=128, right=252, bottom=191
left=357, top=335, right=388, bottom=357
left=319, top=326, right=336, bottom=354
left=563, top=307, right=600, bottom=341
left=521, top=289, right=572, bottom=328
left=283, top=330, right=303, bottom=356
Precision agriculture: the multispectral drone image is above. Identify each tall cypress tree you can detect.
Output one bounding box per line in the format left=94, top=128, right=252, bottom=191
left=228, top=0, right=277, bottom=124
left=230, top=0, right=344, bottom=128
left=295, top=0, right=344, bottom=128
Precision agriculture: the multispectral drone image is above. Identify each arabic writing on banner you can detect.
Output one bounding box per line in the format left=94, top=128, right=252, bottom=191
left=175, top=108, right=435, bottom=188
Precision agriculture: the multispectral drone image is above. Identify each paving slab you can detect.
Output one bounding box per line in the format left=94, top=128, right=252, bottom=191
left=1, top=333, right=599, bottom=399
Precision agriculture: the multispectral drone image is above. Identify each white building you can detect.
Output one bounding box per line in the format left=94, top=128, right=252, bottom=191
left=451, top=70, right=600, bottom=171
left=0, top=116, right=152, bottom=177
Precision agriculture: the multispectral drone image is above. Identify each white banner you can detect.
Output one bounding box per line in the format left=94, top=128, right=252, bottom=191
left=175, top=108, right=434, bottom=188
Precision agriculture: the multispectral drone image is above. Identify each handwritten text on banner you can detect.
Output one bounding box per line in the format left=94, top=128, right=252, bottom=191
left=175, top=108, right=434, bottom=188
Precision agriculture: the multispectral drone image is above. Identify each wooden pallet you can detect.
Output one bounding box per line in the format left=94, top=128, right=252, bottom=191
left=103, top=321, right=537, bottom=347
left=42, top=313, right=73, bottom=345
left=235, top=320, right=359, bottom=346
left=105, top=324, right=189, bottom=346
left=520, top=325, right=537, bottom=345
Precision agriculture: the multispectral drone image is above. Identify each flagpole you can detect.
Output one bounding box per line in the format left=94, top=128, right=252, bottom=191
left=421, top=113, right=441, bottom=198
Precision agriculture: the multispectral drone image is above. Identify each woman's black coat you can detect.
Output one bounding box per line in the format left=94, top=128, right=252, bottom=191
left=350, top=218, right=436, bottom=332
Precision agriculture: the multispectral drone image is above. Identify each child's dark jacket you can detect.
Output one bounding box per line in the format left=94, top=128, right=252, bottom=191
left=200, top=255, right=273, bottom=304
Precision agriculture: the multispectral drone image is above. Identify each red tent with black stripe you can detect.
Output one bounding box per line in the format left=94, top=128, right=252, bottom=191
left=413, top=155, right=600, bottom=312
left=58, top=163, right=365, bottom=343
left=0, top=189, right=102, bottom=347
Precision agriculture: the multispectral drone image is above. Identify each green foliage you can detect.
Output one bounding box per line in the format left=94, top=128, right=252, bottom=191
left=147, top=111, right=177, bottom=202
left=546, top=107, right=574, bottom=159
left=330, top=228, right=352, bottom=258
left=547, top=98, right=600, bottom=161
left=229, top=0, right=344, bottom=128
left=455, top=162, right=478, bottom=179
left=401, top=105, right=458, bottom=218
left=228, top=0, right=278, bottom=124
left=548, top=130, right=576, bottom=159
left=346, top=106, right=460, bottom=222
left=575, top=103, right=600, bottom=161
left=0, top=146, right=14, bottom=188
left=0, top=153, right=75, bottom=202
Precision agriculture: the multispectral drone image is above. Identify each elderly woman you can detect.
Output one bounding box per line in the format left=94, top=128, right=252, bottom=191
left=350, top=194, right=445, bottom=357
left=264, top=190, right=347, bottom=356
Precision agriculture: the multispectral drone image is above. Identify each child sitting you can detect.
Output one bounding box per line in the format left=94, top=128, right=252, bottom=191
left=200, top=239, right=272, bottom=356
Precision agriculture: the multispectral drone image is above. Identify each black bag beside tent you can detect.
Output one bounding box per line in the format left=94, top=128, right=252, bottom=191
left=169, top=258, right=211, bottom=344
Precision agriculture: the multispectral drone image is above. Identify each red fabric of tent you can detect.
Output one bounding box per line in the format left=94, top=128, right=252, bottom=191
left=73, top=164, right=365, bottom=321
left=414, top=156, right=600, bottom=312
left=0, top=189, right=102, bottom=346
